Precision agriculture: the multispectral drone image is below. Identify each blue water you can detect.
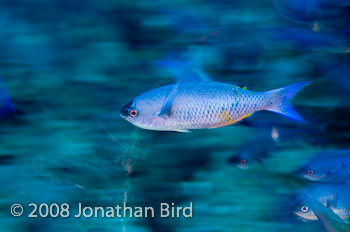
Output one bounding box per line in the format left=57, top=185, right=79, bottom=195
left=0, top=1, right=349, bottom=231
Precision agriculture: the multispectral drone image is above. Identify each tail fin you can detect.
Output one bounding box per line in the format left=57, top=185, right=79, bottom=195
left=265, top=81, right=312, bottom=123
left=0, top=76, right=15, bottom=117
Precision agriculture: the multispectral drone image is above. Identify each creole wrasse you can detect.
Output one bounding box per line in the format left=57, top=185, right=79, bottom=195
left=120, top=81, right=311, bottom=132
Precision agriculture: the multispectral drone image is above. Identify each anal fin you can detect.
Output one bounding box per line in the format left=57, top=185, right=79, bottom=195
left=210, top=112, right=254, bottom=129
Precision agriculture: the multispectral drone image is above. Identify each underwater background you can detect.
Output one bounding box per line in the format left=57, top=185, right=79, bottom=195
left=0, top=0, right=349, bottom=231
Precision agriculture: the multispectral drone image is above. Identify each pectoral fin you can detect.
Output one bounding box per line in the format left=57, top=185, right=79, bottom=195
left=158, top=84, right=179, bottom=118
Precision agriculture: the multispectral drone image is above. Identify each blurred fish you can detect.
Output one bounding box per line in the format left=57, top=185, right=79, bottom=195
left=296, top=150, right=350, bottom=183
left=120, top=80, right=311, bottom=132
left=227, top=135, right=277, bottom=169
left=293, top=182, right=350, bottom=232
left=0, top=76, right=15, bottom=118
left=293, top=183, right=350, bottom=227
left=293, top=183, right=341, bottom=221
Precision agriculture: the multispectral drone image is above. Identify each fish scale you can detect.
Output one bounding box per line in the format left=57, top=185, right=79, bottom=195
left=163, top=83, right=267, bottom=129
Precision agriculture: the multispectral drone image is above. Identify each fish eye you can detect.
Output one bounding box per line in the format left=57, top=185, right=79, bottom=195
left=307, top=170, right=314, bottom=175
left=240, top=159, right=246, bottom=165
left=129, top=109, right=138, bottom=117
left=300, top=206, right=308, bottom=213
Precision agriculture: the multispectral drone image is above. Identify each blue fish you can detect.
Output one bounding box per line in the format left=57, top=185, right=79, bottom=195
left=228, top=135, right=277, bottom=169
left=121, top=37, right=311, bottom=132
left=293, top=183, right=342, bottom=221
left=293, top=183, right=350, bottom=228
left=297, top=150, right=350, bottom=183
left=120, top=81, right=311, bottom=132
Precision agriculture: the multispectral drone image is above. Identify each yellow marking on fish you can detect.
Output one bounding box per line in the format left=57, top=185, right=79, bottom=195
left=211, top=112, right=253, bottom=128
left=232, top=83, right=248, bottom=90
left=221, top=110, right=231, bottom=122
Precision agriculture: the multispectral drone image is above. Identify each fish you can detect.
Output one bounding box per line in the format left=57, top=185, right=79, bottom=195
left=227, top=135, right=277, bottom=169
left=120, top=81, right=311, bottom=132
left=296, top=150, right=350, bottom=183
left=293, top=183, right=350, bottom=228
left=293, top=183, right=341, bottom=221
left=227, top=124, right=324, bottom=169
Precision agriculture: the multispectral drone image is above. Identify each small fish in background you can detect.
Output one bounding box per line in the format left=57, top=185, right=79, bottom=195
left=227, top=123, right=327, bottom=169
left=0, top=76, right=15, bottom=118
left=227, top=134, right=278, bottom=169
left=293, top=183, right=340, bottom=221
left=293, top=183, right=350, bottom=226
left=292, top=182, right=350, bottom=232
left=296, top=150, right=350, bottom=183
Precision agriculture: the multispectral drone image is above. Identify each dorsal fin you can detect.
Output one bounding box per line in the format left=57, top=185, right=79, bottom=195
left=230, top=82, right=249, bottom=90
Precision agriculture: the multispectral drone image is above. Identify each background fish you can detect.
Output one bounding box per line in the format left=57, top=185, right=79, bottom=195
left=292, top=182, right=350, bottom=232
left=120, top=81, right=311, bottom=132
left=293, top=183, right=350, bottom=225
left=227, top=135, right=277, bottom=169
left=293, top=183, right=341, bottom=221
left=296, top=150, right=350, bottom=183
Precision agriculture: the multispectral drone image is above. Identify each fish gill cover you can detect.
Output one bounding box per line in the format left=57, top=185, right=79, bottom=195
left=0, top=0, right=349, bottom=232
